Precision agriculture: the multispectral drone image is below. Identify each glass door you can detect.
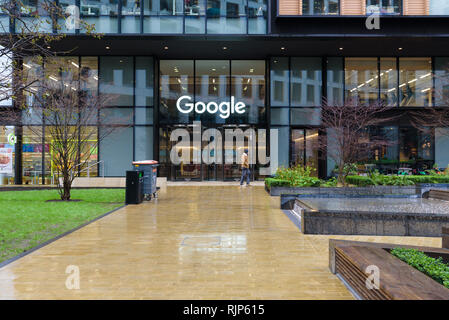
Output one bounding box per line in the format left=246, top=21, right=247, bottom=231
left=291, top=128, right=319, bottom=177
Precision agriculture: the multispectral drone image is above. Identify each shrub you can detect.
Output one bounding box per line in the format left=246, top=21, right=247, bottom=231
left=320, top=177, right=338, bottom=187
left=273, top=165, right=321, bottom=187
left=345, top=175, right=374, bottom=186
left=391, top=248, right=449, bottom=289
left=370, top=171, right=414, bottom=186
left=408, top=175, right=449, bottom=184
left=264, top=178, right=290, bottom=189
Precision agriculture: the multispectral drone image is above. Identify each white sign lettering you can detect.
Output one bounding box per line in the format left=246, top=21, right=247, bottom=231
left=176, top=95, right=246, bottom=119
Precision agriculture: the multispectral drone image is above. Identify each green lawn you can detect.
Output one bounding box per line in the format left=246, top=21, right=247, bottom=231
left=0, top=189, right=125, bottom=264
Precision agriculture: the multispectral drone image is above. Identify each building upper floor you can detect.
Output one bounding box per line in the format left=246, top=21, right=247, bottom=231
left=278, top=0, right=449, bottom=16
left=0, top=0, right=448, bottom=36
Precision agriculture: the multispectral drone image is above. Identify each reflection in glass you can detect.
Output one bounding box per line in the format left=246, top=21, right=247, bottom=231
left=143, top=0, right=183, bottom=33
left=434, top=57, right=449, bottom=106
left=399, top=58, right=432, bottom=107
left=207, top=0, right=246, bottom=34
left=248, top=0, right=267, bottom=34
left=80, top=56, right=98, bottom=97
left=99, top=57, right=133, bottom=106
left=302, top=0, right=339, bottom=15
left=345, top=58, right=379, bottom=105
left=195, top=60, right=230, bottom=123
left=231, top=60, right=266, bottom=124
left=81, top=0, right=119, bottom=33
left=366, top=0, right=401, bottom=15
left=380, top=57, right=398, bottom=106
left=327, top=57, right=344, bottom=105
left=121, top=0, right=141, bottom=33
left=429, top=0, right=449, bottom=15
left=159, top=60, right=194, bottom=123
left=291, top=57, right=322, bottom=107
left=135, top=57, right=154, bottom=107
left=185, top=0, right=206, bottom=33
left=270, top=58, right=289, bottom=107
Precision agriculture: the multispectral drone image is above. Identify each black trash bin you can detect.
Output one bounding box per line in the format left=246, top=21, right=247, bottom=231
left=132, top=160, right=158, bottom=201
left=125, top=170, right=143, bottom=204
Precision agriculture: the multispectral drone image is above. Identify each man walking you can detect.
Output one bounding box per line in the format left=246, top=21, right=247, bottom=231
left=240, top=148, right=250, bottom=186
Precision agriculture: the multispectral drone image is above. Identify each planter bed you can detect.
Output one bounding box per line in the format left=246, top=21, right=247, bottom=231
left=268, top=184, right=449, bottom=197
left=284, top=195, right=449, bottom=237
left=329, top=239, right=449, bottom=300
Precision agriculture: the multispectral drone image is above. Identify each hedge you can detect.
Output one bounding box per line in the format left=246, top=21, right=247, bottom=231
left=345, top=176, right=374, bottom=186
left=346, top=175, right=449, bottom=186
left=264, top=178, right=290, bottom=189
left=407, top=176, right=449, bottom=184
left=391, top=248, right=449, bottom=289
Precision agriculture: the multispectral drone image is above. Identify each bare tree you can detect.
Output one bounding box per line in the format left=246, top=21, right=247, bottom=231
left=5, top=58, right=126, bottom=200
left=320, top=98, right=395, bottom=185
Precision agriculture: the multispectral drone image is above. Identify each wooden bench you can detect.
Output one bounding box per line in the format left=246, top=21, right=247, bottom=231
left=330, top=240, right=449, bottom=300
left=428, top=189, right=449, bottom=201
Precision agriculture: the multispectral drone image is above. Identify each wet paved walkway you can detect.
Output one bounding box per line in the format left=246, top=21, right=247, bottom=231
left=0, top=186, right=441, bottom=299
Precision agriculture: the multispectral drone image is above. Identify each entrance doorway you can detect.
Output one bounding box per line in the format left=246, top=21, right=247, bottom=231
left=158, top=125, right=262, bottom=181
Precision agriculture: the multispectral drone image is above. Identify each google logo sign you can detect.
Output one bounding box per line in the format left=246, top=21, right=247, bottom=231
left=176, top=95, right=246, bottom=119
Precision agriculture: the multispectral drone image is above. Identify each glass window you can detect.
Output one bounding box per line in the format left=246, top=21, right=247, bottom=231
left=231, top=60, right=266, bottom=124
left=399, top=58, right=432, bottom=107
left=135, top=57, right=154, bottom=107
left=57, top=0, right=77, bottom=33
left=430, top=0, right=449, bottom=15
left=0, top=126, right=15, bottom=185
left=380, top=57, right=398, bottom=106
left=326, top=57, right=343, bottom=105
left=81, top=0, right=118, bottom=33
left=345, top=58, right=378, bottom=105
left=99, top=57, right=133, bottom=106
left=291, top=129, right=319, bottom=176
left=270, top=58, right=289, bottom=107
left=22, top=126, right=44, bottom=185
left=16, top=0, right=53, bottom=33
left=290, top=108, right=321, bottom=126
left=270, top=108, right=289, bottom=125
left=80, top=56, right=98, bottom=97
left=272, top=126, right=289, bottom=168
left=195, top=60, right=230, bottom=123
left=248, top=0, right=267, bottom=34
left=434, top=57, right=449, bottom=106
left=135, top=126, right=154, bottom=160
left=99, top=127, right=133, bottom=176
left=366, top=0, right=401, bottom=15
left=135, top=108, right=154, bottom=124
left=185, top=0, right=206, bottom=33
left=0, top=0, right=10, bottom=33
left=143, top=0, right=183, bottom=33
left=400, top=127, right=434, bottom=164
left=100, top=108, right=133, bottom=125
left=159, top=60, right=194, bottom=123
left=302, top=0, right=339, bottom=15
left=291, top=58, right=322, bottom=107
left=122, top=0, right=141, bottom=33
left=207, top=0, right=247, bottom=34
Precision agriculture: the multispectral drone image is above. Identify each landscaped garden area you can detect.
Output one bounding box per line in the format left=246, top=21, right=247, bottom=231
left=0, top=189, right=124, bottom=264
left=265, top=165, right=449, bottom=189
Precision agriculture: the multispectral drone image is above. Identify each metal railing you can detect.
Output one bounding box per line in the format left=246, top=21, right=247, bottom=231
left=51, top=160, right=104, bottom=185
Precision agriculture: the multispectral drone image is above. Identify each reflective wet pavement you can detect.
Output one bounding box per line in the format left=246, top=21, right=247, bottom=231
left=0, top=186, right=441, bottom=299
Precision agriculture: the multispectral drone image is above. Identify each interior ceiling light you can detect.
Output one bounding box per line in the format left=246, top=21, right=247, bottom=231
left=105, top=46, right=110, bottom=50
left=223, top=46, right=227, bottom=50
left=164, top=46, right=168, bottom=50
